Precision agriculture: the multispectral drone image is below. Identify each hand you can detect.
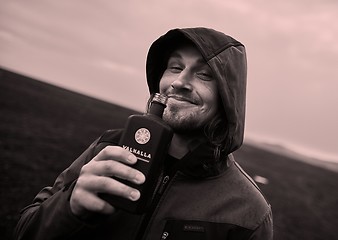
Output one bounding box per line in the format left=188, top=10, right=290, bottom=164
left=70, top=146, right=146, bottom=217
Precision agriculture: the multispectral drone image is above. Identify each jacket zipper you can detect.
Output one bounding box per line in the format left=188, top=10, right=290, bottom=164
left=136, top=172, right=176, bottom=240
left=158, top=175, right=170, bottom=195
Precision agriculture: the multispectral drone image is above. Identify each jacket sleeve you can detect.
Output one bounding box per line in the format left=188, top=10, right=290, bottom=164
left=14, top=139, right=102, bottom=240
left=248, top=207, right=273, bottom=240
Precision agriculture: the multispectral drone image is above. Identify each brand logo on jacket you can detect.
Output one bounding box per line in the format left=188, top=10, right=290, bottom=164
left=183, top=224, right=205, bottom=232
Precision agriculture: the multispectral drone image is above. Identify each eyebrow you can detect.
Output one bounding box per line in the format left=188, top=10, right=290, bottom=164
left=168, top=52, right=183, bottom=60
left=169, top=51, right=207, bottom=65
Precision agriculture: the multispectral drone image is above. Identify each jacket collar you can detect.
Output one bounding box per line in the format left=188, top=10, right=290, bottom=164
left=174, top=139, right=230, bottom=178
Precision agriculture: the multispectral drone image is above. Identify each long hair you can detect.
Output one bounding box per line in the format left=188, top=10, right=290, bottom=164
left=203, top=102, right=230, bottom=161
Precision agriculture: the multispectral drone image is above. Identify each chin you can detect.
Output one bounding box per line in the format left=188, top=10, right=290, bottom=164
left=163, top=111, right=207, bottom=132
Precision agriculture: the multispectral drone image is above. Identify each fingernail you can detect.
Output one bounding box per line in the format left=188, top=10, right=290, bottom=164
left=130, top=191, right=140, bottom=201
left=134, top=175, right=144, bottom=184
left=128, top=154, right=137, bottom=163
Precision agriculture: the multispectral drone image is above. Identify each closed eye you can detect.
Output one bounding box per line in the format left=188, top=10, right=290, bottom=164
left=197, top=71, right=213, bottom=81
left=168, top=65, right=183, bottom=73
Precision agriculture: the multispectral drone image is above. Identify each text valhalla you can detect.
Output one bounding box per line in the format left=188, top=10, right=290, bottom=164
left=122, top=145, right=152, bottom=159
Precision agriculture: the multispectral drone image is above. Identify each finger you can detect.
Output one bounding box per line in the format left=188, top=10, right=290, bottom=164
left=77, top=174, right=141, bottom=201
left=82, top=160, right=145, bottom=184
left=71, top=188, right=116, bottom=215
left=93, top=146, right=137, bottom=165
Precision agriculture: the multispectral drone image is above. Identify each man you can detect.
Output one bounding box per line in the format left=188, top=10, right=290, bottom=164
left=15, top=27, right=273, bottom=239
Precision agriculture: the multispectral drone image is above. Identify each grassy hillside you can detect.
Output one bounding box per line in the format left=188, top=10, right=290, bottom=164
left=1, top=68, right=338, bottom=240
left=234, top=145, right=338, bottom=240
left=0, top=68, right=138, bottom=239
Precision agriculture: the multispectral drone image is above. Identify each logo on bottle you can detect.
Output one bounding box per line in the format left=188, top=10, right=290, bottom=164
left=135, top=128, right=151, bottom=144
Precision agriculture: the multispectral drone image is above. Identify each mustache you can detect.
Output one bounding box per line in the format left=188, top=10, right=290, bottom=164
left=165, top=90, right=200, bottom=104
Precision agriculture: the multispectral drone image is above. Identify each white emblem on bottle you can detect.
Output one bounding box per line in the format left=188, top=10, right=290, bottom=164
left=135, top=128, right=151, bottom=144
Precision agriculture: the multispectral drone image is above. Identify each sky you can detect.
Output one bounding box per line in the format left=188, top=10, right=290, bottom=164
left=0, top=0, right=337, bottom=162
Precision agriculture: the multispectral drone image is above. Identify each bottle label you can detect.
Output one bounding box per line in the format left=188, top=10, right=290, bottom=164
left=134, top=128, right=151, bottom=144
left=122, top=145, right=152, bottom=163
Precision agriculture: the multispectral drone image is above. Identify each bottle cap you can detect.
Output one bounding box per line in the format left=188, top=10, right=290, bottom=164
left=151, top=93, right=168, bottom=105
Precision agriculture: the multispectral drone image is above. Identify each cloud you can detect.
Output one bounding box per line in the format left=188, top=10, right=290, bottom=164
left=1, top=0, right=338, bottom=160
left=96, top=60, right=143, bottom=77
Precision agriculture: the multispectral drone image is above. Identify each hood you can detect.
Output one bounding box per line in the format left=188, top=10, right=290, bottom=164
left=146, top=27, right=247, bottom=154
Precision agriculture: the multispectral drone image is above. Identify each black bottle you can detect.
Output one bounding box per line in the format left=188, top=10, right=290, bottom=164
left=100, top=93, right=173, bottom=214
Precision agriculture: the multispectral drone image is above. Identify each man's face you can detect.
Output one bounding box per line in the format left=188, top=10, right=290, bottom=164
left=159, top=44, right=219, bottom=132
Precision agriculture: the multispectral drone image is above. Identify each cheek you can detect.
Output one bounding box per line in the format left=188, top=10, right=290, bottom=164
left=200, top=83, right=218, bottom=102
left=200, top=83, right=219, bottom=112
left=159, top=81, right=165, bottom=93
left=159, top=74, right=172, bottom=93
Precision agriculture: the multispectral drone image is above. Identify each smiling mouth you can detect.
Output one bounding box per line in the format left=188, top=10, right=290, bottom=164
left=167, top=94, right=197, bottom=104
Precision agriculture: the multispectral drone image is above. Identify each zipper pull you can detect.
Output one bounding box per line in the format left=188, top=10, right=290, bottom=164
left=158, top=175, right=170, bottom=195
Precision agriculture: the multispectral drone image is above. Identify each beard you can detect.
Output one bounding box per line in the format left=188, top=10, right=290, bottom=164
left=162, top=102, right=207, bottom=133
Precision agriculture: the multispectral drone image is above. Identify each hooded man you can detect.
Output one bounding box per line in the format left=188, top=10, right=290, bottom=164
left=15, top=27, right=273, bottom=240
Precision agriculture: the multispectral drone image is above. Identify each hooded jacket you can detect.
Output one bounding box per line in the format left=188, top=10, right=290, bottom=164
left=146, top=28, right=247, bottom=154
left=15, top=27, right=273, bottom=240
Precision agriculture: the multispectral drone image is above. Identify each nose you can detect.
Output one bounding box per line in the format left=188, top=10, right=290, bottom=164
left=170, top=71, right=192, bottom=91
